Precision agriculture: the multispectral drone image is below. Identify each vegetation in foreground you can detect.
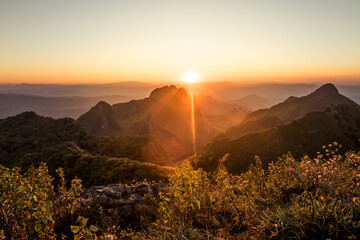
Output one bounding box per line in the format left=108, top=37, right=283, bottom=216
left=1, top=143, right=360, bottom=239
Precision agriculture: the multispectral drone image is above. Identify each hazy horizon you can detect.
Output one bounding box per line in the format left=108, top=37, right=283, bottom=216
left=1, top=0, right=359, bottom=84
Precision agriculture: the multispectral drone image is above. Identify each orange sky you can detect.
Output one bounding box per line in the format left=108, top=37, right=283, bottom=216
left=0, top=0, right=359, bottom=84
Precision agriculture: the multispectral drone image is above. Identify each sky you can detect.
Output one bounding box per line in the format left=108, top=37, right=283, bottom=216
left=0, top=0, right=359, bottom=84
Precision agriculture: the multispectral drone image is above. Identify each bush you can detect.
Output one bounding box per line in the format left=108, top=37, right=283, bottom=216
left=0, top=163, right=82, bottom=239
left=142, top=143, right=360, bottom=239
left=2, top=143, right=360, bottom=239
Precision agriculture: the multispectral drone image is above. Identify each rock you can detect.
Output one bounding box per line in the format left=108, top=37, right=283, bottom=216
left=81, top=182, right=166, bottom=226
left=129, top=194, right=142, bottom=203
left=113, top=203, right=136, bottom=224
left=134, top=183, right=150, bottom=196
left=122, top=186, right=132, bottom=198
left=151, top=183, right=166, bottom=195
left=93, top=194, right=109, bottom=206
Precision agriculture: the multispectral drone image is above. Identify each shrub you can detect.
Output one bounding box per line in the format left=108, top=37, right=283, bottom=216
left=0, top=163, right=82, bottom=239
left=143, top=144, right=360, bottom=239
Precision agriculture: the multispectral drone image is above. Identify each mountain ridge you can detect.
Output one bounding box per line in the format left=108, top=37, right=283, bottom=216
left=216, top=83, right=356, bottom=140
left=78, top=85, right=219, bottom=163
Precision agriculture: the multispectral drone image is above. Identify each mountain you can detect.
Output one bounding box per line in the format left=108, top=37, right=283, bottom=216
left=200, top=104, right=360, bottom=174
left=0, top=112, right=173, bottom=187
left=0, top=93, right=130, bottom=119
left=0, top=81, right=160, bottom=98
left=216, top=83, right=356, bottom=140
left=78, top=85, right=219, bottom=163
left=198, top=84, right=360, bottom=174
left=194, top=95, right=250, bottom=131
left=231, top=94, right=278, bottom=111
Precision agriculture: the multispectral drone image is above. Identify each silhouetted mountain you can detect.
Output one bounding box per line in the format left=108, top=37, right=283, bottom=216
left=78, top=85, right=219, bottom=163
left=0, top=112, right=173, bottom=187
left=199, top=103, right=360, bottom=174
left=216, top=83, right=356, bottom=140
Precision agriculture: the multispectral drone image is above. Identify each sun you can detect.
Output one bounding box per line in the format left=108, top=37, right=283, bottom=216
left=181, top=70, right=201, bottom=84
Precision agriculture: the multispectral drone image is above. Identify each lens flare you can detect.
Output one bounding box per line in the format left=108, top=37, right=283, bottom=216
left=190, top=90, right=196, bottom=154
left=181, top=70, right=201, bottom=84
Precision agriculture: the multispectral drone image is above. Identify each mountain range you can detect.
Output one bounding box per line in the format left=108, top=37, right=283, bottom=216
left=78, top=85, right=220, bottom=164
left=2, top=82, right=360, bottom=119
left=1, top=82, right=360, bottom=183
left=0, top=93, right=130, bottom=119
left=199, top=83, right=360, bottom=173
left=0, top=111, right=173, bottom=187
left=216, top=83, right=356, bottom=140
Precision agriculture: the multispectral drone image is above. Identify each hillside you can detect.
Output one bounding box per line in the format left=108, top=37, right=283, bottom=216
left=216, top=83, right=357, bottom=140
left=0, top=112, right=173, bottom=187
left=78, top=85, right=219, bottom=163
left=199, top=103, right=360, bottom=174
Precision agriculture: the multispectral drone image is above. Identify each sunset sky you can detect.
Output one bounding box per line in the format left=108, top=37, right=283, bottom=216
left=0, top=0, right=359, bottom=84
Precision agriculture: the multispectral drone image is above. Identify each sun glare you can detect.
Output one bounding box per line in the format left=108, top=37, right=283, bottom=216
left=181, top=70, right=201, bottom=84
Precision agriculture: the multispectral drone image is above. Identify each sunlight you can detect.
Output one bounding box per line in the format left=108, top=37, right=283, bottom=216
left=180, top=70, right=200, bottom=155
left=190, top=91, right=196, bottom=155
left=181, top=70, right=201, bottom=84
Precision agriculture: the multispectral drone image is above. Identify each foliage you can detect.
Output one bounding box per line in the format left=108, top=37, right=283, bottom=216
left=0, top=163, right=83, bottom=239
left=141, top=144, right=360, bottom=239
left=2, top=144, right=360, bottom=239
left=70, top=216, right=99, bottom=240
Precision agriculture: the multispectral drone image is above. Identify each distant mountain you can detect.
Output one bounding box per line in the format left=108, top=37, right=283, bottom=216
left=0, top=112, right=173, bottom=187
left=216, top=83, right=356, bottom=140
left=78, top=85, right=219, bottom=163
left=194, top=95, right=250, bottom=131
left=0, top=81, right=160, bottom=98
left=199, top=103, right=360, bottom=174
left=0, top=93, right=130, bottom=119
left=198, top=84, right=360, bottom=174
left=231, top=94, right=279, bottom=111
left=197, top=82, right=319, bottom=101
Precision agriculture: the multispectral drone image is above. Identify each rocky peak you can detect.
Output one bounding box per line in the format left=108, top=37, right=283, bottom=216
left=313, top=83, right=339, bottom=95
left=284, top=96, right=298, bottom=103
left=149, top=85, right=185, bottom=100
left=92, top=101, right=113, bottom=115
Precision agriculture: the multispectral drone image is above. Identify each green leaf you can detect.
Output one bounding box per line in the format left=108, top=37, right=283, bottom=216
left=89, top=225, right=99, bottom=232
left=81, top=217, right=88, bottom=228
left=70, top=225, right=80, bottom=234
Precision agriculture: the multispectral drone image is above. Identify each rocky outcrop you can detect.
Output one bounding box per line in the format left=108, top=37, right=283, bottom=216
left=81, top=183, right=166, bottom=225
